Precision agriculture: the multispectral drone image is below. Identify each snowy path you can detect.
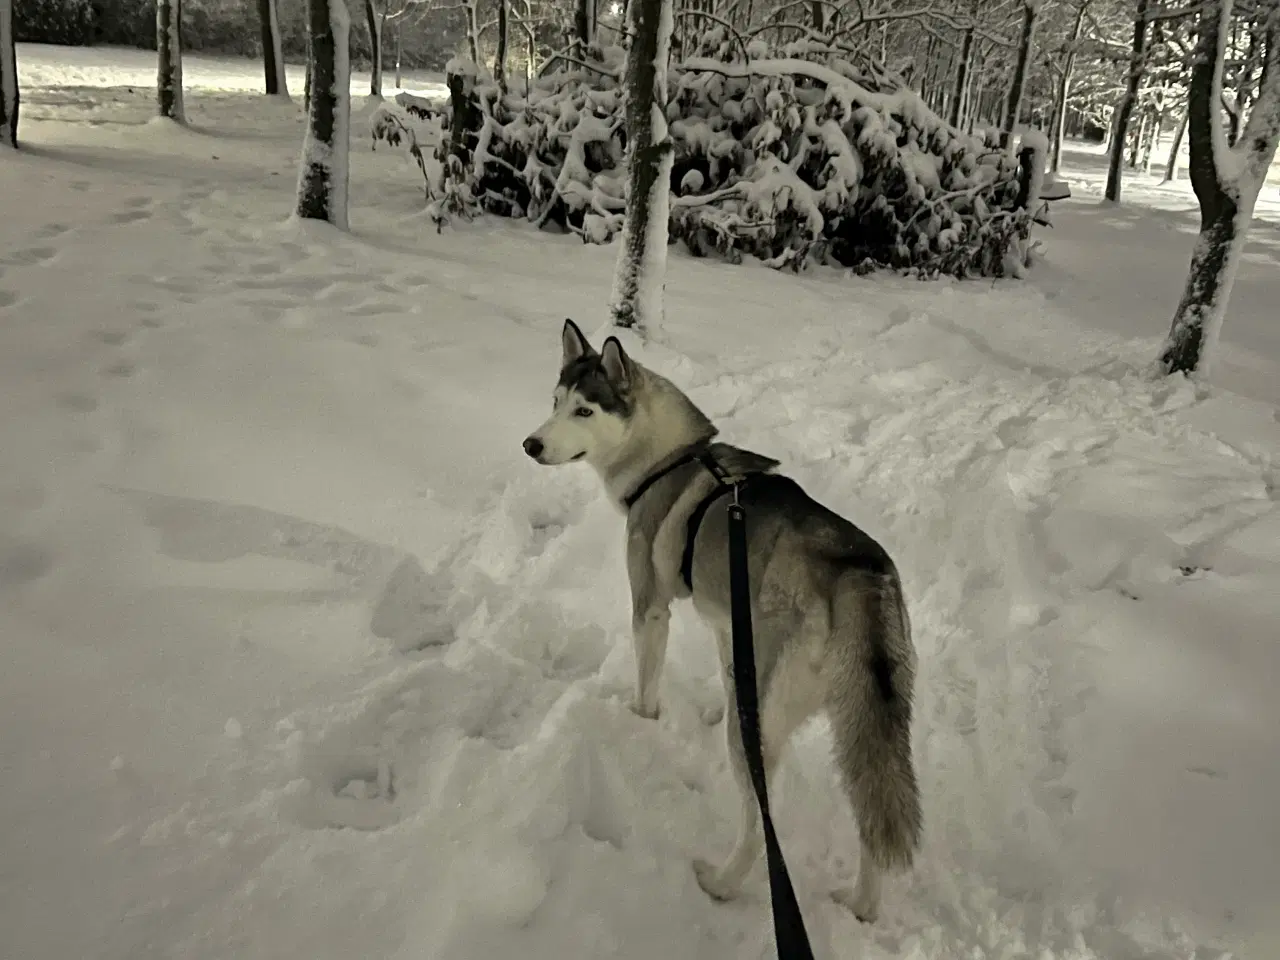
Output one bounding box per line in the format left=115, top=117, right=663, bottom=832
left=3, top=49, right=1279, bottom=960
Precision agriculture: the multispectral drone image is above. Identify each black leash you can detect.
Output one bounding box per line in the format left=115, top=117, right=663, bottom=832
left=624, top=448, right=816, bottom=959
left=707, top=463, right=817, bottom=960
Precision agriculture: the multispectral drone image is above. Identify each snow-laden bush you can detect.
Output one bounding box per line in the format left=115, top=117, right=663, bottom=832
left=14, top=0, right=95, bottom=46
left=372, top=35, right=1044, bottom=278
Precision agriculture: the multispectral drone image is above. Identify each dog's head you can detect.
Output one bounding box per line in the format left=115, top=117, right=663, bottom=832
left=523, top=319, right=635, bottom=467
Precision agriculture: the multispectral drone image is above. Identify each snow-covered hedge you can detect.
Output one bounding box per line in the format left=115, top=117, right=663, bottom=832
left=373, top=35, right=1045, bottom=278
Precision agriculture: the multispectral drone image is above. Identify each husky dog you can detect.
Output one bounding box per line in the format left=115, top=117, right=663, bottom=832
left=523, top=320, right=921, bottom=922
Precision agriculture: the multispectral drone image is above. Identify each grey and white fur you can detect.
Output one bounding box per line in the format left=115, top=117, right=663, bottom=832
left=523, top=320, right=922, bottom=922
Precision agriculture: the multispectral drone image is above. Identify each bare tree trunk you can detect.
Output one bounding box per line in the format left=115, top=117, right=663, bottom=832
left=304, top=24, right=313, bottom=110
left=1162, top=104, right=1187, bottom=181
left=1128, top=110, right=1147, bottom=167
left=810, top=0, right=823, bottom=30
left=1104, top=0, right=1150, bottom=202
left=1000, top=0, right=1039, bottom=149
left=156, top=0, right=185, bottom=123
left=1143, top=84, right=1168, bottom=174
left=296, top=0, right=352, bottom=229
left=1158, top=1, right=1280, bottom=376
left=494, top=0, right=509, bottom=93
left=365, top=0, right=383, bottom=97
left=1050, top=0, right=1088, bottom=173
left=258, top=0, right=289, bottom=96
left=574, top=0, right=592, bottom=49
left=0, top=0, right=17, bottom=149
left=949, top=0, right=980, bottom=129
left=523, top=0, right=536, bottom=82
left=465, top=0, right=480, bottom=65
left=394, top=17, right=402, bottom=87
left=609, top=0, right=674, bottom=331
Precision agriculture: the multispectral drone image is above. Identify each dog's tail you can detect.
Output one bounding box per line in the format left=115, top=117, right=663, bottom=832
left=827, top=566, right=922, bottom=871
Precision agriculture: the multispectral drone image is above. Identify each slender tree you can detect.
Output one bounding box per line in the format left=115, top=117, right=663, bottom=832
left=950, top=0, right=981, bottom=129
left=0, top=0, right=17, bottom=149
left=574, top=0, right=592, bottom=51
left=1001, top=0, right=1041, bottom=149
left=494, top=0, right=509, bottom=94
left=608, top=0, right=674, bottom=331
left=258, top=0, right=289, bottom=97
left=365, top=0, right=384, bottom=97
left=296, top=0, right=352, bottom=229
left=1050, top=0, right=1090, bottom=172
left=1162, top=106, right=1188, bottom=181
left=1158, top=0, right=1280, bottom=375
left=1105, top=0, right=1151, bottom=202
left=465, top=0, right=480, bottom=64
left=156, top=0, right=186, bottom=123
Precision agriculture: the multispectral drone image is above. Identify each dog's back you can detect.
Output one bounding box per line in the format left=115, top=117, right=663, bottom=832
left=687, top=466, right=922, bottom=874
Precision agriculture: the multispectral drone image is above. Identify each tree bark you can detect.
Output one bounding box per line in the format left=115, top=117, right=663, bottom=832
left=156, top=0, right=185, bottom=123
left=608, top=0, right=674, bottom=331
left=494, top=0, right=508, bottom=94
left=365, top=0, right=383, bottom=97
left=949, top=0, right=980, bottom=129
left=1104, top=0, right=1150, bottom=202
left=1128, top=110, right=1147, bottom=168
left=296, top=0, right=351, bottom=229
left=1158, top=1, right=1280, bottom=375
left=1000, top=0, right=1039, bottom=149
left=258, top=0, right=289, bottom=97
left=394, top=17, right=402, bottom=88
left=574, top=0, right=592, bottom=51
left=1162, top=105, right=1187, bottom=181
left=0, top=0, right=17, bottom=149
left=1050, top=0, right=1088, bottom=173
left=304, top=14, right=314, bottom=109
left=465, top=0, right=480, bottom=65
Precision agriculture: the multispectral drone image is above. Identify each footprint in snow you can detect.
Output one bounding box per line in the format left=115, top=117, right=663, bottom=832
left=2, top=246, right=59, bottom=268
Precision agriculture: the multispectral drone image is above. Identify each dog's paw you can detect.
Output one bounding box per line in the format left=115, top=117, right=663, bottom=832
left=832, top=884, right=878, bottom=924
left=693, top=858, right=740, bottom=902
left=698, top=699, right=725, bottom=727
left=630, top=698, right=660, bottom=721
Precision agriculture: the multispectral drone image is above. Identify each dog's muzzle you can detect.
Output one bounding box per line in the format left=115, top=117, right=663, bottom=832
left=522, top=437, right=544, bottom=460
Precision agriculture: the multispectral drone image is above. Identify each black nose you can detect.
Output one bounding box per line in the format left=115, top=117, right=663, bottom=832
left=523, top=437, right=544, bottom=459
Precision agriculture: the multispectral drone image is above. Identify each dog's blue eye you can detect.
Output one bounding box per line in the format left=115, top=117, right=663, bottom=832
left=575, top=408, right=594, bottom=418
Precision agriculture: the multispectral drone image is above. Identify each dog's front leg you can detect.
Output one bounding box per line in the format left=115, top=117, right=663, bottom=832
left=631, top=605, right=670, bottom=719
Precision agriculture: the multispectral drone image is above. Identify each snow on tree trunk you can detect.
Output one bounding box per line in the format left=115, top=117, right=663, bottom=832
left=465, top=0, right=480, bottom=66
left=258, top=0, right=289, bottom=97
left=1050, top=0, right=1088, bottom=173
left=1000, top=0, right=1039, bottom=150
left=156, top=0, right=185, bottom=123
left=494, top=0, right=508, bottom=95
left=394, top=19, right=402, bottom=88
left=0, top=0, right=17, bottom=149
left=365, top=0, right=383, bottom=98
left=1162, top=107, right=1187, bottom=182
left=608, top=0, right=673, bottom=332
left=949, top=0, right=978, bottom=129
left=295, top=0, right=351, bottom=229
left=1158, top=0, right=1280, bottom=377
left=1104, top=0, right=1150, bottom=203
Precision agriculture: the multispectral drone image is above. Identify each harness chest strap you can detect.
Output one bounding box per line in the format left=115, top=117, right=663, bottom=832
left=622, top=448, right=759, bottom=592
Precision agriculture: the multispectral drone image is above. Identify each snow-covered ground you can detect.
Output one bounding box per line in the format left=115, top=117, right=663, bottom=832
left=3, top=43, right=1279, bottom=960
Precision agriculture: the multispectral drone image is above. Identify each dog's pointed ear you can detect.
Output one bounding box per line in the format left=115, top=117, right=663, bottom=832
left=600, top=336, right=632, bottom=388
left=561, top=319, right=595, bottom=367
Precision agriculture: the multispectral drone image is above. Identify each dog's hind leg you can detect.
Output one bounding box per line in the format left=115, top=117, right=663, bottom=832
left=694, top=637, right=816, bottom=901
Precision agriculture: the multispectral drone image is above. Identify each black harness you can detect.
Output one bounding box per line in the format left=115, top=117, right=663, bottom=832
left=622, top=445, right=749, bottom=591
left=622, top=444, right=816, bottom=960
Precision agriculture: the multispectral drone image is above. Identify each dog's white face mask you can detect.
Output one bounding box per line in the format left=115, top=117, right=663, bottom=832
left=523, top=320, right=633, bottom=467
